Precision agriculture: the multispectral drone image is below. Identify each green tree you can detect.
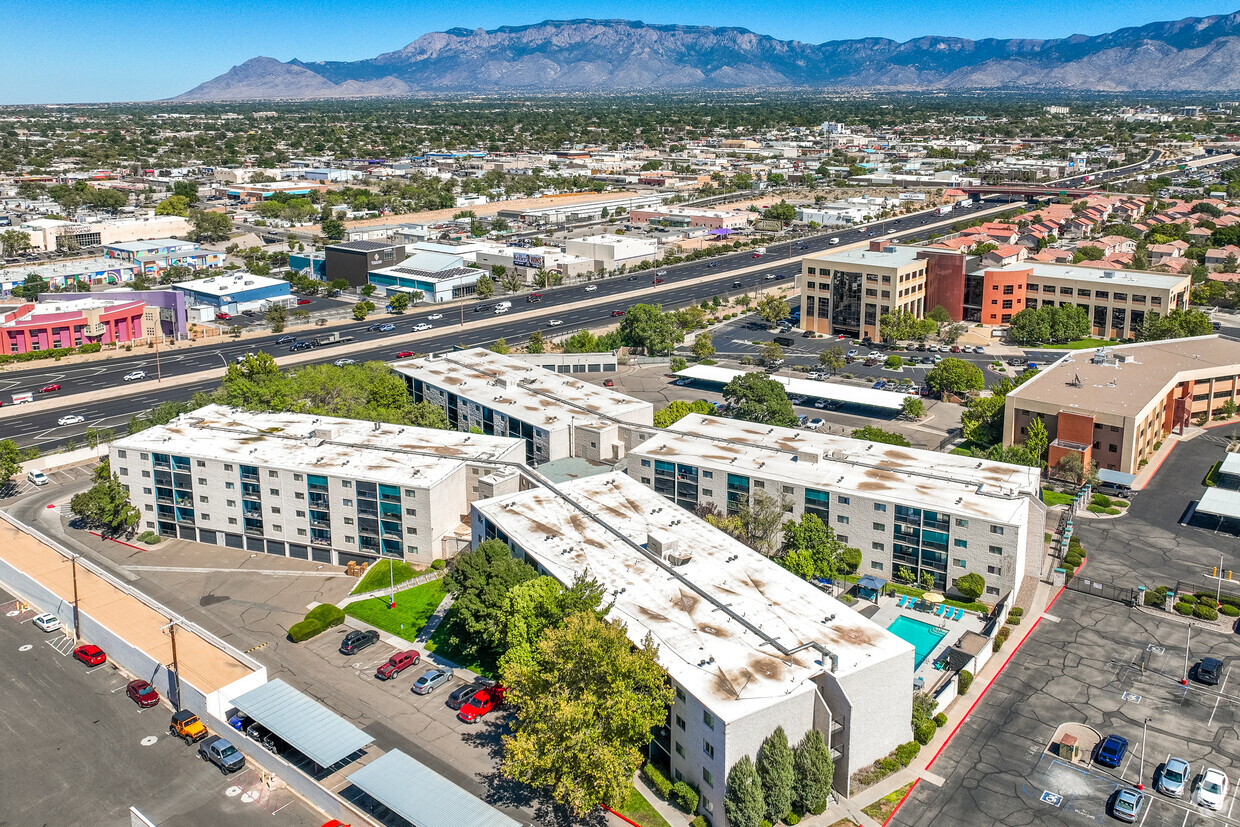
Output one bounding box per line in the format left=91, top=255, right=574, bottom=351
left=961, top=394, right=1007, bottom=446
left=735, top=488, right=791, bottom=554
left=490, top=337, right=510, bottom=354
left=724, top=755, right=766, bottom=827
left=779, top=513, right=854, bottom=579
left=618, top=303, right=681, bottom=355
left=653, top=399, right=716, bottom=429
left=1055, top=453, right=1099, bottom=487
left=1007, top=307, right=1050, bottom=345
left=954, top=572, right=986, bottom=600
left=69, top=472, right=141, bottom=537
left=927, top=304, right=952, bottom=325
left=850, top=425, right=912, bottom=446
left=443, top=539, right=538, bottom=665
left=527, top=330, right=545, bottom=354
left=723, top=373, right=798, bottom=427
left=1072, top=245, right=1105, bottom=263
left=692, top=331, right=715, bottom=361
left=321, top=218, right=346, bottom=240
left=171, top=181, right=198, bottom=201
left=1025, top=416, right=1049, bottom=464
left=879, top=308, right=922, bottom=342
left=387, top=292, right=409, bottom=313
left=818, top=346, right=846, bottom=376
left=791, top=730, right=834, bottom=816
left=0, top=439, right=21, bottom=487
left=264, top=304, right=286, bottom=333
left=926, top=358, right=985, bottom=396
left=902, top=397, right=927, bottom=419
left=188, top=209, right=233, bottom=242
left=760, top=340, right=784, bottom=365
left=474, top=274, right=495, bottom=299
left=500, top=613, right=672, bottom=816
left=755, top=293, right=790, bottom=328
left=0, top=229, right=32, bottom=257
left=352, top=301, right=370, bottom=321
left=496, top=574, right=609, bottom=671
left=1141, top=309, right=1215, bottom=341
left=329, top=278, right=349, bottom=294
left=360, top=284, right=376, bottom=298
left=12, top=273, right=49, bottom=300
left=155, top=195, right=189, bottom=216
left=757, top=727, right=795, bottom=823
left=762, top=200, right=796, bottom=223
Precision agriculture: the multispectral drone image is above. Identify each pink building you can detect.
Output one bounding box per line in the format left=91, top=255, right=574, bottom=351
left=629, top=207, right=751, bottom=230
left=1, top=298, right=150, bottom=354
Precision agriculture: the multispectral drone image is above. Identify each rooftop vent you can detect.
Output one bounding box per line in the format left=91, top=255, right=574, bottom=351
left=647, top=530, right=692, bottom=566
left=311, top=425, right=340, bottom=440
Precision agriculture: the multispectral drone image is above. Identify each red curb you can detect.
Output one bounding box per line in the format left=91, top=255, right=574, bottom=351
left=1135, top=439, right=1178, bottom=489
left=882, top=777, right=921, bottom=827
left=603, top=806, right=645, bottom=827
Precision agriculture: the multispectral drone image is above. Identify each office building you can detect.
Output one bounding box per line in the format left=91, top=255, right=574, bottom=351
left=324, top=241, right=409, bottom=287
left=109, top=405, right=527, bottom=567
left=563, top=234, right=659, bottom=272
left=629, top=414, right=1044, bottom=600
left=1, top=297, right=154, bottom=353
left=1004, top=336, right=1240, bottom=475
left=800, top=242, right=928, bottom=340
left=471, top=470, right=914, bottom=816
left=170, top=271, right=291, bottom=313
left=368, top=251, right=484, bottom=303
left=393, top=348, right=653, bottom=464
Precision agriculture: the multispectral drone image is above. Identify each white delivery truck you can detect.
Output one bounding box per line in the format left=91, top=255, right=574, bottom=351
left=936, top=205, right=953, bottom=216
left=11, top=392, right=33, bottom=404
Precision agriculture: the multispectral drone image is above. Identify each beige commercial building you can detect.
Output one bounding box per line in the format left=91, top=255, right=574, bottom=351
left=800, top=242, right=928, bottom=340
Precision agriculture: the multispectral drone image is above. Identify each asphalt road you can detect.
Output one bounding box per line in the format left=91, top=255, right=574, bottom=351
left=0, top=201, right=1017, bottom=450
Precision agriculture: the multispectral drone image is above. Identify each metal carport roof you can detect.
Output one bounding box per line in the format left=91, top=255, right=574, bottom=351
left=347, top=749, right=520, bottom=827
left=230, top=679, right=373, bottom=767
left=673, top=364, right=905, bottom=411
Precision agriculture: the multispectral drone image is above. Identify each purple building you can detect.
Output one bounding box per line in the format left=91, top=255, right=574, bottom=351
left=44, top=289, right=190, bottom=340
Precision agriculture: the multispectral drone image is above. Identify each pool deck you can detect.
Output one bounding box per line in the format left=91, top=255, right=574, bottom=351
left=868, top=596, right=989, bottom=690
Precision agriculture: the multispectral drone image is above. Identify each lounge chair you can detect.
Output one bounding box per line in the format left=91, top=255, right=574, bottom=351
left=952, top=608, right=963, bottom=621
left=896, top=595, right=908, bottom=608
left=933, top=604, right=945, bottom=616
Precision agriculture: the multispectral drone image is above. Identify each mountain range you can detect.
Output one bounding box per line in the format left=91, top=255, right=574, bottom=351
left=175, top=13, right=1240, bottom=100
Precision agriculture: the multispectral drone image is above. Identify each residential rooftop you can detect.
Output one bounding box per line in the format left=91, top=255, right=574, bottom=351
left=473, top=471, right=912, bottom=719
left=113, top=404, right=525, bottom=489
left=649, top=414, right=1040, bottom=524
left=1007, top=335, right=1240, bottom=417
left=392, top=348, right=654, bottom=430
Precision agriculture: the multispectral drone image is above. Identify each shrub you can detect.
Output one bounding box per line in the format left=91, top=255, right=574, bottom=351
left=993, top=637, right=1005, bottom=653
left=913, top=719, right=937, bottom=745
left=958, top=670, right=973, bottom=694
left=1194, top=604, right=1219, bottom=621
left=306, top=604, right=345, bottom=628
left=1178, top=594, right=1198, bottom=605
left=691, top=818, right=709, bottom=827
left=1006, top=614, right=1021, bottom=626
left=288, top=618, right=323, bottom=642
left=80, top=342, right=102, bottom=353
left=785, top=815, right=801, bottom=825
left=1009, top=607, right=1024, bottom=617
left=671, top=781, right=699, bottom=814
left=1221, top=604, right=1240, bottom=617
left=934, top=712, right=948, bottom=727
left=1196, top=596, right=1218, bottom=609
left=431, top=559, right=446, bottom=570
left=955, top=572, right=986, bottom=600
left=997, top=625, right=1012, bottom=640
left=894, top=741, right=921, bottom=766
left=643, top=764, right=673, bottom=800
left=1174, top=602, right=1194, bottom=616
left=810, top=800, right=828, bottom=816
left=1144, top=590, right=1165, bottom=606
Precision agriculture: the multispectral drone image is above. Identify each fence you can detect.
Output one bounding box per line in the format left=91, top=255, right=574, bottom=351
left=1066, top=576, right=1139, bottom=605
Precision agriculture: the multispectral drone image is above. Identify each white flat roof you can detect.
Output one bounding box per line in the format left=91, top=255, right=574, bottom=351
left=106, top=238, right=197, bottom=252
left=393, top=348, right=653, bottom=430
left=804, top=246, right=924, bottom=269
left=1198, top=487, right=1240, bottom=518
left=113, top=404, right=525, bottom=489
left=674, top=365, right=906, bottom=411
left=645, top=413, right=1039, bottom=524
left=1221, top=453, right=1240, bottom=477
left=0, top=256, right=139, bottom=279
left=171, top=271, right=287, bottom=294
left=986, top=260, right=1188, bottom=289
left=474, top=472, right=912, bottom=720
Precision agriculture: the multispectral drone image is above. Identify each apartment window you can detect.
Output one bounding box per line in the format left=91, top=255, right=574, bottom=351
left=268, top=470, right=278, bottom=478
left=225, top=481, right=235, bottom=490
left=701, top=470, right=713, bottom=479
left=871, top=560, right=885, bottom=571
left=342, top=480, right=352, bottom=488
left=296, top=528, right=307, bottom=536
left=837, top=515, right=850, bottom=525
left=342, top=498, right=352, bottom=507
left=196, top=460, right=205, bottom=468
left=702, top=769, right=713, bottom=788
left=872, top=542, right=885, bottom=551
left=268, top=488, right=279, bottom=496
left=675, top=686, right=686, bottom=702
left=954, top=559, right=967, bottom=568
left=837, top=535, right=849, bottom=544
left=1002, top=300, right=1013, bottom=309
left=1108, top=444, right=1118, bottom=453
left=117, top=450, right=127, bottom=459
left=272, top=525, right=282, bottom=533
left=116, top=467, right=129, bottom=476
left=404, top=489, right=417, bottom=498
left=873, top=522, right=886, bottom=532
left=344, top=517, right=354, bottom=525
left=703, top=740, right=715, bottom=759
left=986, top=586, right=1001, bottom=596
left=295, top=510, right=305, bottom=518
left=837, top=495, right=850, bottom=505
left=141, top=470, right=151, bottom=478
left=642, top=477, right=652, bottom=484
left=1003, top=284, right=1015, bottom=295
left=345, top=537, right=354, bottom=543
left=198, top=495, right=208, bottom=503
left=703, top=710, right=714, bottom=730
left=142, top=487, right=152, bottom=495
left=752, top=480, right=764, bottom=489
left=807, top=267, right=817, bottom=275
left=271, top=506, right=281, bottom=514
left=407, top=527, right=418, bottom=535
left=641, top=459, right=651, bottom=467
left=676, top=715, right=686, bottom=731
left=405, top=507, right=417, bottom=517
left=990, top=525, right=1004, bottom=535
left=1042, top=284, right=1055, bottom=293
left=144, top=504, right=153, bottom=512
left=223, top=464, right=232, bottom=471
left=702, top=489, right=713, bottom=497
left=200, top=514, right=210, bottom=521
left=955, top=518, right=968, bottom=528
left=295, top=492, right=305, bottom=499
left=293, top=474, right=303, bottom=482
left=226, top=499, right=236, bottom=508
left=874, top=503, right=887, bottom=512
left=990, top=545, right=1003, bottom=555
left=988, top=565, right=1002, bottom=576
left=782, top=485, right=794, bottom=496
left=676, top=742, right=685, bottom=758
left=954, top=539, right=968, bottom=548
left=228, top=518, right=238, bottom=525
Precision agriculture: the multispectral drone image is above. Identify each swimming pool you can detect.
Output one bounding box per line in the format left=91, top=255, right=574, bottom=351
left=887, top=615, right=948, bottom=669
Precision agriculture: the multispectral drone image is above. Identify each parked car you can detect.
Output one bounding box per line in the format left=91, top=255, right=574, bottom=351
left=1198, top=767, right=1229, bottom=810
left=446, top=682, right=481, bottom=710
left=807, top=417, right=826, bottom=430
left=339, top=629, right=380, bottom=655
left=411, top=666, right=454, bottom=695
left=38, top=384, right=60, bottom=393
left=1195, top=656, right=1224, bottom=685
left=1158, top=757, right=1190, bottom=797
left=603, top=379, right=615, bottom=387
left=170, top=709, right=210, bottom=744
left=32, top=612, right=60, bottom=631
left=1095, top=734, right=1128, bottom=768
left=72, top=644, right=107, bottom=667
left=215, top=312, right=231, bottom=320
left=375, top=650, right=421, bottom=680
left=458, top=686, right=506, bottom=723
left=123, top=371, right=146, bottom=381
left=1110, top=788, right=1143, bottom=823
left=126, top=679, right=160, bottom=708
left=198, top=736, right=246, bottom=774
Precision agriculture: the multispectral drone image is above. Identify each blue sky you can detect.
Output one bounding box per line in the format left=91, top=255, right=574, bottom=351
left=1, top=0, right=1234, bottom=104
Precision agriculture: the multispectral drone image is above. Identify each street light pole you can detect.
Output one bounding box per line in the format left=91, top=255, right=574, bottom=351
left=70, top=553, right=81, bottom=643
left=1137, top=716, right=1151, bottom=790
left=1218, top=552, right=1225, bottom=605
left=1183, top=623, right=1192, bottom=686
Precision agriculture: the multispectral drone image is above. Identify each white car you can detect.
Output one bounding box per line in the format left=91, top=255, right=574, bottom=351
left=412, top=323, right=432, bottom=332
left=57, top=414, right=85, bottom=426
left=807, top=418, right=826, bottom=430
left=764, top=274, right=777, bottom=280
left=867, top=351, right=883, bottom=359
left=334, top=358, right=355, bottom=366
left=494, top=306, right=508, bottom=315
left=123, top=371, right=146, bottom=381
left=1198, top=768, right=1228, bottom=810
left=32, top=613, right=61, bottom=633
left=584, top=285, right=598, bottom=292
left=547, top=319, right=564, bottom=327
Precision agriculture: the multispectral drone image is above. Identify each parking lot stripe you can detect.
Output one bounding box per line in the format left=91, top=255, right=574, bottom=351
left=1229, top=773, right=1239, bottom=819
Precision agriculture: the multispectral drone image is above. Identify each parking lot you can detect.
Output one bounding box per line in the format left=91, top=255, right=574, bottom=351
left=2, top=461, right=95, bottom=499
left=0, top=589, right=323, bottom=827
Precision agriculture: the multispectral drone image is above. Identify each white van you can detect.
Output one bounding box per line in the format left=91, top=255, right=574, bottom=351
left=494, top=306, right=509, bottom=315
left=495, top=300, right=512, bottom=309
left=11, top=392, right=33, bottom=404
left=27, top=470, right=48, bottom=486
left=829, top=237, right=840, bottom=245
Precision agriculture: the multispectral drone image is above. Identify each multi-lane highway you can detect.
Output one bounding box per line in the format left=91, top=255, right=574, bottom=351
left=0, top=200, right=1015, bottom=450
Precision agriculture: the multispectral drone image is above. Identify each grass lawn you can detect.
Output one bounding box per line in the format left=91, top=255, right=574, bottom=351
left=862, top=782, right=915, bottom=822
left=617, top=784, right=673, bottom=827
left=882, top=581, right=988, bottom=613
left=350, top=559, right=427, bottom=595
left=344, top=579, right=445, bottom=643
left=1041, top=488, right=1075, bottom=507
left=828, top=821, right=859, bottom=827
left=423, top=604, right=495, bottom=677
left=1040, top=338, right=1120, bottom=350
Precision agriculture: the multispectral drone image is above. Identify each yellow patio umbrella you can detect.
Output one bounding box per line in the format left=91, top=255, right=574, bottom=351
left=922, top=592, right=945, bottom=604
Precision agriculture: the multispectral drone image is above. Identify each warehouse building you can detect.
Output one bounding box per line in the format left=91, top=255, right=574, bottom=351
left=393, top=348, right=653, bottom=464
left=563, top=234, right=658, bottom=272
left=471, top=471, right=915, bottom=817
left=109, top=405, right=527, bottom=567
left=630, top=414, right=1044, bottom=601
left=170, top=271, right=291, bottom=313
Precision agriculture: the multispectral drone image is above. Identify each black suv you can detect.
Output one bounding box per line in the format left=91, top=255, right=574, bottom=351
left=446, top=683, right=481, bottom=710
left=1196, top=656, right=1225, bottom=685
left=339, top=629, right=380, bottom=655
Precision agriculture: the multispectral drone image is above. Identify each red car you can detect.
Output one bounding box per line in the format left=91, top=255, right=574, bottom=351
left=396, top=351, right=414, bottom=358
left=457, top=685, right=505, bottom=723
left=72, top=644, right=107, bottom=666
left=38, top=384, right=61, bottom=393
left=610, top=310, right=625, bottom=317
left=375, top=650, right=421, bottom=681
left=652, top=278, right=664, bottom=284
left=526, top=294, right=543, bottom=303
left=297, top=299, right=312, bottom=305
left=603, top=379, right=615, bottom=387
left=215, top=312, right=231, bottom=320
left=751, top=253, right=762, bottom=258
left=126, top=679, right=160, bottom=708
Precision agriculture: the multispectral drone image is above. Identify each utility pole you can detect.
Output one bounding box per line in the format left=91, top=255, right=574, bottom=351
left=162, top=619, right=183, bottom=710
left=1137, top=716, right=1151, bottom=790
left=1182, top=623, right=1192, bottom=686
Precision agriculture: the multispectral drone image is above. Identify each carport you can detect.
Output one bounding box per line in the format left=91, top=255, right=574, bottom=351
left=346, top=749, right=520, bottom=827
left=229, top=679, right=373, bottom=769
left=672, top=364, right=905, bottom=412
left=1186, top=487, right=1240, bottom=535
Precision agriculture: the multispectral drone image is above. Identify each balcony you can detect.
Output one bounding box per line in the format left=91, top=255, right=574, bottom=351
left=357, top=505, right=378, bottom=518
left=240, top=473, right=259, bottom=483
left=308, top=483, right=328, bottom=494
left=244, top=525, right=265, bottom=537
left=309, top=519, right=330, bottom=529
left=155, top=495, right=173, bottom=505
left=308, top=493, right=330, bottom=508
left=310, top=536, right=332, bottom=547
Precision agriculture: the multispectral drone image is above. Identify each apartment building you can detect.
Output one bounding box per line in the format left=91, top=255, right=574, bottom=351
left=392, top=348, right=654, bottom=464
left=109, top=405, right=527, bottom=567
left=800, top=242, right=928, bottom=340
left=1004, top=336, right=1240, bottom=475
left=471, top=471, right=914, bottom=817
left=628, top=414, right=1044, bottom=601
